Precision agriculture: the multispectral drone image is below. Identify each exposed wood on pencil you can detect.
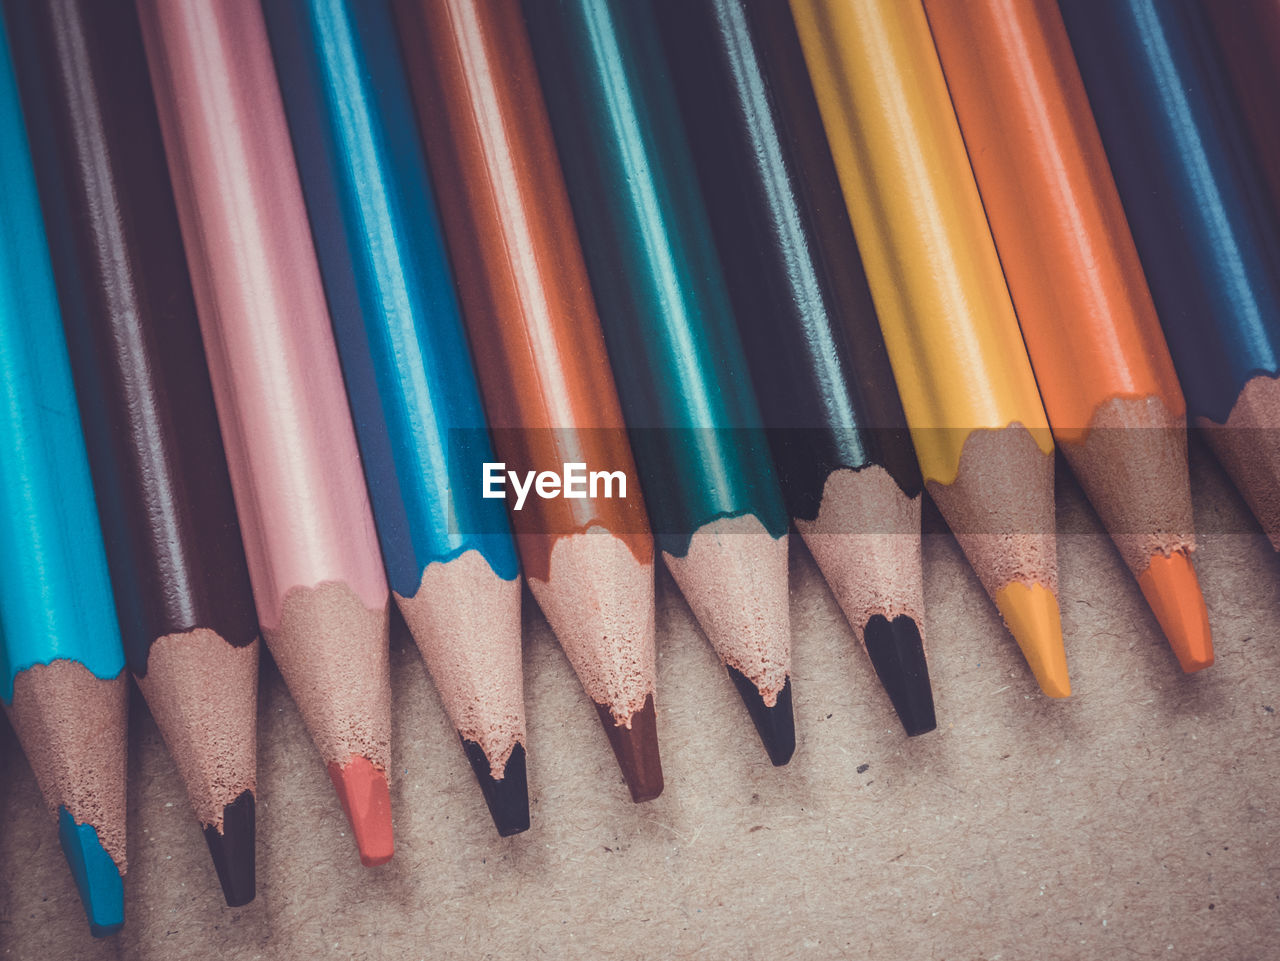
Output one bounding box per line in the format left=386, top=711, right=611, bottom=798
left=0, top=17, right=129, bottom=933
left=1060, top=0, right=1280, bottom=550
left=1202, top=376, right=1280, bottom=551
left=796, top=467, right=932, bottom=733
left=396, top=554, right=526, bottom=833
left=524, top=0, right=794, bottom=763
left=133, top=631, right=258, bottom=901
left=6, top=663, right=128, bottom=936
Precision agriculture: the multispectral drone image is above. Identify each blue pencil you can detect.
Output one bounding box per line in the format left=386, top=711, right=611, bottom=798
left=262, top=0, right=528, bottom=835
left=1060, top=0, right=1280, bottom=547
left=0, top=12, right=128, bottom=937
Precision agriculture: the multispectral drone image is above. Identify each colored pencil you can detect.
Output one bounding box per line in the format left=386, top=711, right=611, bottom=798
left=393, top=0, right=662, bottom=802
left=1202, top=0, right=1280, bottom=220
left=1060, top=0, right=1280, bottom=550
left=791, top=0, right=1068, bottom=697
left=924, top=0, right=1213, bottom=673
left=4, top=0, right=260, bottom=904
left=654, top=0, right=934, bottom=736
left=0, top=16, right=128, bottom=935
left=136, top=0, right=394, bottom=865
left=524, top=0, right=795, bottom=765
left=262, top=0, right=528, bottom=837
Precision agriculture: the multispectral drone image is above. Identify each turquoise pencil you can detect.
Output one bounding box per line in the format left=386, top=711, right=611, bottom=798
left=0, top=12, right=128, bottom=938
left=262, top=0, right=527, bottom=834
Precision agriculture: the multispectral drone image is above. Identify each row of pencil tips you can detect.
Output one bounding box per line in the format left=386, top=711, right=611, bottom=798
left=1, top=0, right=1277, bottom=940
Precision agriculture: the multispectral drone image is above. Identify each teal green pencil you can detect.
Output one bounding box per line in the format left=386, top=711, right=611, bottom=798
left=524, top=0, right=794, bottom=765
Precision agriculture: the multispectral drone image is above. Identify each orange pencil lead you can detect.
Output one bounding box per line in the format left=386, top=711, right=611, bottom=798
left=1137, top=552, right=1214, bottom=673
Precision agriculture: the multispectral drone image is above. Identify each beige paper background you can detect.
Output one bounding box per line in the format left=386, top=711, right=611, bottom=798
left=2, top=444, right=1277, bottom=960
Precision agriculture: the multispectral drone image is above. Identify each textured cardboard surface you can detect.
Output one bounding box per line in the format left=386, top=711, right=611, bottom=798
left=2, top=443, right=1277, bottom=960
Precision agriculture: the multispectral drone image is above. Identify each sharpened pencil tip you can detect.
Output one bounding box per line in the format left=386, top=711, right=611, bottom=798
left=594, top=695, right=664, bottom=802
left=726, top=666, right=795, bottom=765
left=461, top=738, right=530, bottom=837
left=1138, top=550, right=1214, bottom=673
left=863, top=614, right=937, bottom=736
left=57, top=807, right=124, bottom=937
left=995, top=581, right=1070, bottom=698
left=327, top=756, right=394, bottom=866
left=204, top=790, right=256, bottom=907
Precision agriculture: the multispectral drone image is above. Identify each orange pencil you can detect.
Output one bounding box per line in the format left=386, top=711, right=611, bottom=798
left=924, top=0, right=1212, bottom=671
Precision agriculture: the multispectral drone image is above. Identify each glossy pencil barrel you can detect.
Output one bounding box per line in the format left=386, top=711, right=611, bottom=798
left=136, top=0, right=394, bottom=865
left=4, top=0, right=261, bottom=902
left=0, top=13, right=127, bottom=934
left=394, top=0, right=661, bottom=802
left=1059, top=0, right=1280, bottom=548
left=525, top=0, right=795, bottom=763
left=791, top=0, right=1066, bottom=697
left=924, top=0, right=1212, bottom=672
left=654, top=0, right=933, bottom=735
left=263, top=0, right=528, bottom=835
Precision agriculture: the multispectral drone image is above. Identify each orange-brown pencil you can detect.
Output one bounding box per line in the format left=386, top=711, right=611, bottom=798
left=925, top=0, right=1212, bottom=671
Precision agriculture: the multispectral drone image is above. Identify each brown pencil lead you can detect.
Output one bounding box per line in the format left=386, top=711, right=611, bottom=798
left=595, top=695, right=664, bottom=803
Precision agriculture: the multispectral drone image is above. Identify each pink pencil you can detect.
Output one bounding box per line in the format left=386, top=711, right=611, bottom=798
left=135, top=0, right=393, bottom=866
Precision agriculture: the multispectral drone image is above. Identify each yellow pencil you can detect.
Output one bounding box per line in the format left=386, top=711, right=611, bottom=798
left=790, top=0, right=1068, bottom=696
